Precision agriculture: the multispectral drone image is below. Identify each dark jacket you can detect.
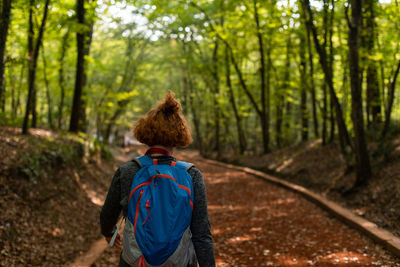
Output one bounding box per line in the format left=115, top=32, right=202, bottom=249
left=100, top=155, right=216, bottom=267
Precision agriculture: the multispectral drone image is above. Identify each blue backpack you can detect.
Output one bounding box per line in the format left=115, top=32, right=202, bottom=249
left=122, top=155, right=195, bottom=266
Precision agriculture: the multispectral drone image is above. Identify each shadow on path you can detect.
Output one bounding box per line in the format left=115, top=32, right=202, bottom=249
left=88, top=148, right=399, bottom=267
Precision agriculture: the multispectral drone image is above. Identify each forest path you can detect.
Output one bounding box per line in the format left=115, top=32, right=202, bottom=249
left=91, top=148, right=399, bottom=267
left=68, top=149, right=136, bottom=267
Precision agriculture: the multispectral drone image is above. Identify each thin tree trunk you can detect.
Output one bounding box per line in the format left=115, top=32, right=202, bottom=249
left=211, top=39, right=221, bottom=156
left=79, top=19, right=94, bottom=132
left=253, top=0, right=269, bottom=153
left=41, top=49, right=53, bottom=128
left=300, top=29, right=308, bottom=141
left=302, top=0, right=352, bottom=154
left=189, top=1, right=269, bottom=152
left=381, top=60, right=400, bottom=138
left=22, top=0, right=50, bottom=134
left=306, top=20, right=318, bottom=138
left=328, top=0, right=335, bottom=142
left=188, top=76, right=203, bottom=152
left=14, top=61, right=25, bottom=117
left=103, top=39, right=146, bottom=142
left=322, top=83, right=328, bottom=145
left=329, top=95, right=335, bottom=142
left=104, top=99, right=129, bottom=142
left=9, top=64, right=15, bottom=115
left=189, top=1, right=267, bottom=152
left=365, top=0, right=381, bottom=126
left=347, top=0, right=372, bottom=187
left=321, top=0, right=329, bottom=145
left=22, top=0, right=35, bottom=134
left=282, top=33, right=292, bottom=145
left=0, top=0, right=12, bottom=110
left=225, top=46, right=246, bottom=154
left=69, top=0, right=86, bottom=133
left=266, top=45, right=272, bottom=146
left=376, top=36, right=386, bottom=116
left=31, top=0, right=52, bottom=127
left=275, top=95, right=283, bottom=148
left=58, top=31, right=69, bottom=129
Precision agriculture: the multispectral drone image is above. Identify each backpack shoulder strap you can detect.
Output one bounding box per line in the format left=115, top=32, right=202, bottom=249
left=132, top=155, right=153, bottom=168
left=175, top=161, right=194, bottom=171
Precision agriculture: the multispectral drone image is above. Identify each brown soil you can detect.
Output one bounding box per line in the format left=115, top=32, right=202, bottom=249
left=0, top=127, right=121, bottom=266
left=94, top=148, right=400, bottom=266
left=215, top=140, right=400, bottom=239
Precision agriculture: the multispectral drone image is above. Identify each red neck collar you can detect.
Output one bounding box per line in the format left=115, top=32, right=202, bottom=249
left=145, top=147, right=172, bottom=156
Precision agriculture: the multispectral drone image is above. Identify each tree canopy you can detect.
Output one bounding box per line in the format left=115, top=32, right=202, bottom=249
left=1, top=0, right=400, bottom=188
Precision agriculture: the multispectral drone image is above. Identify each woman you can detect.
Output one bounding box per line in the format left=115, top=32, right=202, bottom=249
left=100, top=91, right=215, bottom=267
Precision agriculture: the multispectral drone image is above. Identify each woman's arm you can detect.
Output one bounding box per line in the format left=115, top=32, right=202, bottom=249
left=100, top=167, right=123, bottom=237
left=189, top=167, right=216, bottom=267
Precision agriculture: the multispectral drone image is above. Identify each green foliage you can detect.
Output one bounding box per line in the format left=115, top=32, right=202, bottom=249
left=2, top=0, right=400, bottom=155
left=11, top=131, right=108, bottom=184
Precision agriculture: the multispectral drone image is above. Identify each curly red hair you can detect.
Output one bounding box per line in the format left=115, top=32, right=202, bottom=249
left=133, top=91, right=192, bottom=148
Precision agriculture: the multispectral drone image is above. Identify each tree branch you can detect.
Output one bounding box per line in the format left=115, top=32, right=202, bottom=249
left=187, top=0, right=262, bottom=116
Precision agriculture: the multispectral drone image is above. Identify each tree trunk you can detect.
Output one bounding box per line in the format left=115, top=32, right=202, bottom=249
left=0, top=0, right=12, bottom=110
left=321, top=0, right=329, bottom=145
left=102, top=38, right=146, bottom=142
left=186, top=76, right=204, bottom=153
left=322, top=82, right=328, bottom=144
left=300, top=29, right=308, bottom=141
left=266, top=45, right=272, bottom=146
left=104, top=99, right=129, bottom=142
left=22, top=0, right=50, bottom=134
left=275, top=94, right=283, bottom=148
left=69, top=0, right=86, bottom=133
left=22, top=0, right=34, bottom=134
left=302, top=0, right=352, bottom=154
left=329, top=94, right=335, bottom=142
left=31, top=0, right=51, bottom=128
left=78, top=19, right=94, bottom=132
left=41, top=49, right=53, bottom=128
left=189, top=1, right=266, bottom=152
left=381, top=60, right=400, bottom=139
left=253, top=0, right=269, bottom=153
left=9, top=64, right=15, bottom=115
left=225, top=46, right=246, bottom=154
left=364, top=0, right=381, bottom=126
left=229, top=48, right=263, bottom=132
left=13, top=60, right=25, bottom=117
left=282, top=33, right=292, bottom=145
left=58, top=31, right=69, bottom=129
left=328, top=0, right=335, bottom=143
left=306, top=20, right=318, bottom=138
left=211, top=39, right=221, bottom=156
left=348, top=0, right=372, bottom=187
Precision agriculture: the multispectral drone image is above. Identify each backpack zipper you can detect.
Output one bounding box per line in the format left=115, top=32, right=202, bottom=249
left=142, top=199, right=151, bottom=226
left=128, top=174, right=192, bottom=202
left=134, top=190, right=144, bottom=235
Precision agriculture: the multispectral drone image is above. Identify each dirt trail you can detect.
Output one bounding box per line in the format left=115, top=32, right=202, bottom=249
left=91, top=149, right=399, bottom=267
left=68, top=150, right=135, bottom=267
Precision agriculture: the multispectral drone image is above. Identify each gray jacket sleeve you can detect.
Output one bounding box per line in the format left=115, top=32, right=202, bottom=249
left=188, top=167, right=216, bottom=267
left=100, top=167, right=122, bottom=237
left=100, top=161, right=140, bottom=237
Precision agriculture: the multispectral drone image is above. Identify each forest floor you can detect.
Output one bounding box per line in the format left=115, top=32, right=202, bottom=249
left=94, top=146, right=400, bottom=266
left=212, top=140, right=400, bottom=240
left=1, top=127, right=400, bottom=266
left=0, top=126, right=129, bottom=266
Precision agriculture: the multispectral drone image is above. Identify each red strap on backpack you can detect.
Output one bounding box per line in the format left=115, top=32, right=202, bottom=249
left=139, top=256, right=145, bottom=267
left=146, top=148, right=176, bottom=167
